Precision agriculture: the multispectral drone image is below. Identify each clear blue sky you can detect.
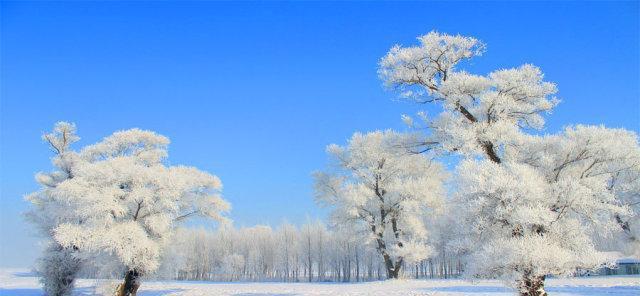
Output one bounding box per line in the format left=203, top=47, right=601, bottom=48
left=1, top=1, right=638, bottom=268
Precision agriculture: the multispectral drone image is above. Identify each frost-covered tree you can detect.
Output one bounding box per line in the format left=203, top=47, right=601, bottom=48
left=314, top=130, right=446, bottom=279
left=379, top=31, right=640, bottom=295
left=25, top=122, right=83, bottom=296
left=28, top=124, right=230, bottom=296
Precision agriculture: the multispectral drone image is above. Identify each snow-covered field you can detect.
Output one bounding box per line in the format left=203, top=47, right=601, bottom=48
left=1, top=269, right=638, bottom=296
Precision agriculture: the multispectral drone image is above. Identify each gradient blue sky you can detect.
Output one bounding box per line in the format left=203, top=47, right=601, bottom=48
left=1, top=1, right=638, bottom=268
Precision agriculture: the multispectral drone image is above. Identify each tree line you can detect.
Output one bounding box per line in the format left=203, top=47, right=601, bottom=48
left=153, top=223, right=463, bottom=282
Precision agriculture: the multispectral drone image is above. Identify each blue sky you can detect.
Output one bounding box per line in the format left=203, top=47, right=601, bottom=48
left=1, top=1, right=638, bottom=268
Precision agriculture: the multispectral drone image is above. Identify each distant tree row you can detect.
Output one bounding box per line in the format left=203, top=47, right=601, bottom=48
left=153, top=222, right=463, bottom=282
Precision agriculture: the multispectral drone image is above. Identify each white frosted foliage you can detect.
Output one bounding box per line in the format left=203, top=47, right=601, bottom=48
left=314, top=130, right=447, bottom=278
left=26, top=123, right=230, bottom=284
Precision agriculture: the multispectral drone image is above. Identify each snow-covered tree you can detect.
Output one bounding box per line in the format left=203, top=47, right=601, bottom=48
left=379, top=31, right=640, bottom=295
left=25, top=122, right=83, bottom=296
left=314, top=130, right=446, bottom=279
left=28, top=124, right=230, bottom=296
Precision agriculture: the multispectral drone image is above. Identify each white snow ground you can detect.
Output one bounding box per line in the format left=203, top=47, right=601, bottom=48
left=0, top=269, right=638, bottom=295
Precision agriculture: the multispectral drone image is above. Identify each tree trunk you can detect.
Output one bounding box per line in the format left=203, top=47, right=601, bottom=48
left=388, top=266, right=400, bottom=279
left=517, top=274, right=547, bottom=296
left=382, top=254, right=402, bottom=279
left=115, top=270, right=141, bottom=296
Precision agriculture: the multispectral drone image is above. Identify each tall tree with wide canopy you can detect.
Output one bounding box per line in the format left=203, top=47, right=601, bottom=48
left=379, top=32, right=639, bottom=295
left=27, top=123, right=230, bottom=296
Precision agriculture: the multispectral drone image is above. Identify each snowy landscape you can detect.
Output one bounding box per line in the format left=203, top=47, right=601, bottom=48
left=1, top=269, right=639, bottom=296
left=2, top=2, right=639, bottom=296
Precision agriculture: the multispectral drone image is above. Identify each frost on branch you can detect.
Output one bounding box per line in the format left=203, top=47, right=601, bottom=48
left=314, top=130, right=446, bottom=279
left=454, top=160, right=619, bottom=281
left=80, top=128, right=170, bottom=164
left=511, top=125, right=640, bottom=258
left=379, top=32, right=558, bottom=161
left=379, top=31, right=485, bottom=90
left=42, top=122, right=80, bottom=155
